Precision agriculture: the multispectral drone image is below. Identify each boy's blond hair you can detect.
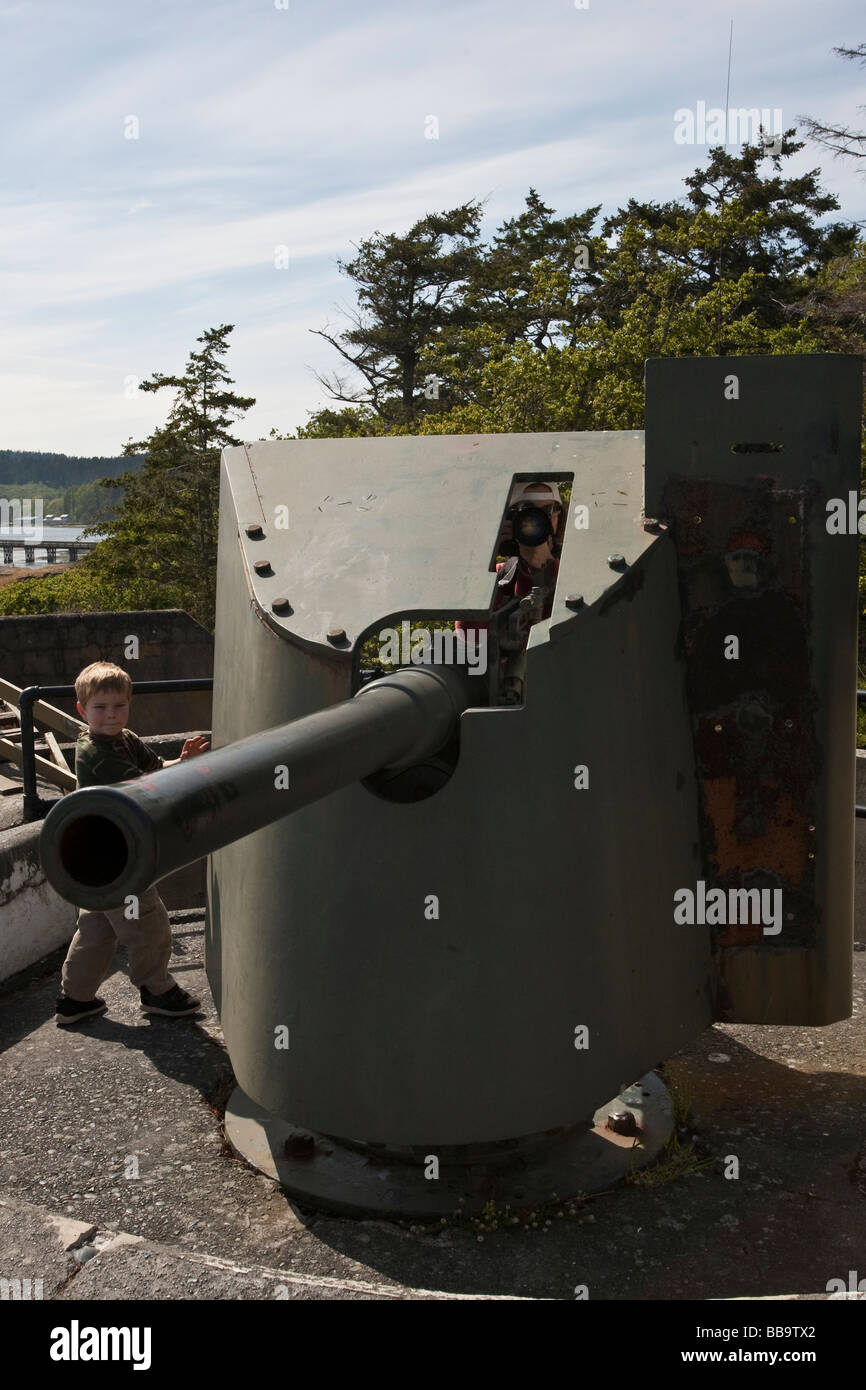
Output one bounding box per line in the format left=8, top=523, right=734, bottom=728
left=75, top=662, right=132, bottom=708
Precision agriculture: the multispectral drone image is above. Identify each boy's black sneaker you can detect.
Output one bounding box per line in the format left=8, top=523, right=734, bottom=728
left=55, top=995, right=107, bottom=1026
left=140, top=984, right=201, bottom=1016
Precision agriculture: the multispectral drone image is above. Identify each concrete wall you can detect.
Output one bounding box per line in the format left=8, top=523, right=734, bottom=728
left=0, top=610, right=213, bottom=735
left=0, top=823, right=76, bottom=981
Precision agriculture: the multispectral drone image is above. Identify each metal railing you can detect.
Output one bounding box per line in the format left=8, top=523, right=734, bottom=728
left=18, top=679, right=213, bottom=822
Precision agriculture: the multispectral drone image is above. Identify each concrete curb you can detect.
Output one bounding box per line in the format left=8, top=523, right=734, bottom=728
left=0, top=823, right=76, bottom=983
left=0, top=1196, right=536, bottom=1301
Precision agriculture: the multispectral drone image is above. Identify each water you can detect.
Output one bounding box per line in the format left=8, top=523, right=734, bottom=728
left=0, top=526, right=106, bottom=569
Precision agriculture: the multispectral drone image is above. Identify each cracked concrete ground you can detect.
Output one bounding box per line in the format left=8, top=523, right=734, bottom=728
left=0, top=907, right=864, bottom=1302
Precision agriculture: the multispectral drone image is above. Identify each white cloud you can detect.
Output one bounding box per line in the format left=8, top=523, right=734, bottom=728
left=0, top=0, right=863, bottom=452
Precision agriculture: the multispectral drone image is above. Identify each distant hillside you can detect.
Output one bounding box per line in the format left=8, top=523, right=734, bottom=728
left=0, top=450, right=146, bottom=488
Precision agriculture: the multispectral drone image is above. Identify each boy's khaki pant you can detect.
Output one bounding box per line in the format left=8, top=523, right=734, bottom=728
left=61, top=885, right=177, bottom=1001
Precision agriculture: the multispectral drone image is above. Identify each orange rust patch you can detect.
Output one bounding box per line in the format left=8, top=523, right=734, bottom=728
left=702, top=777, right=808, bottom=884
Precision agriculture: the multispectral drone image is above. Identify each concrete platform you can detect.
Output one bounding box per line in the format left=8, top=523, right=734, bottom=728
left=1, top=911, right=864, bottom=1301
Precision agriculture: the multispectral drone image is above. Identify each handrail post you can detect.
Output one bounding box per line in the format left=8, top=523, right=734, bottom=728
left=20, top=686, right=42, bottom=822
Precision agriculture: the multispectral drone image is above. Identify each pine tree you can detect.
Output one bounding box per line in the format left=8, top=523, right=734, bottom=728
left=310, top=203, right=483, bottom=425
left=597, top=134, right=857, bottom=334
left=799, top=44, right=866, bottom=167
left=84, top=325, right=255, bottom=628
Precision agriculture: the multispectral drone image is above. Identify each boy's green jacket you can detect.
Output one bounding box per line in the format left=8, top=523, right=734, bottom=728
left=75, top=729, right=164, bottom=789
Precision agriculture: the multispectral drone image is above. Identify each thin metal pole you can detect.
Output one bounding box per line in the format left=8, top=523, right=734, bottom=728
left=723, top=19, right=733, bottom=124
left=20, top=687, right=40, bottom=822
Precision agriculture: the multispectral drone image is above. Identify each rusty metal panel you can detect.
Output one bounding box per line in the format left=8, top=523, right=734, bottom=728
left=645, top=355, right=862, bottom=1024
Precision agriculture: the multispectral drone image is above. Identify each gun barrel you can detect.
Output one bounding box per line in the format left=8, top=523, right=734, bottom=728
left=39, top=665, right=469, bottom=910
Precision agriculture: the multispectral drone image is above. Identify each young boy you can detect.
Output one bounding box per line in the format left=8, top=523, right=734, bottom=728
left=54, top=661, right=210, bottom=1026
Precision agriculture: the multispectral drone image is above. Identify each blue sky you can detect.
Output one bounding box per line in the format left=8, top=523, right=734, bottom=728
left=1, top=0, right=864, bottom=456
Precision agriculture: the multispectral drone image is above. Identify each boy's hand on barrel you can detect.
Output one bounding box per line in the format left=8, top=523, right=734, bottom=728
left=179, top=736, right=210, bottom=760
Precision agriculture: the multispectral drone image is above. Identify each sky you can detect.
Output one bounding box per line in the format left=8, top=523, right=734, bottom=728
left=1, top=0, right=864, bottom=457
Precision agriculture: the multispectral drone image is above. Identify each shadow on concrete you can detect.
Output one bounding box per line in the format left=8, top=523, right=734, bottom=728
left=0, top=921, right=227, bottom=1110
left=269, top=1027, right=866, bottom=1300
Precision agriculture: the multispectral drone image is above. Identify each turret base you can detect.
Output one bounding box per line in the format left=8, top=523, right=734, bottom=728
left=224, top=1073, right=674, bottom=1218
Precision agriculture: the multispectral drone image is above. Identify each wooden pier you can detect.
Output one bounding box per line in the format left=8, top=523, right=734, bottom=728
left=0, top=538, right=100, bottom=565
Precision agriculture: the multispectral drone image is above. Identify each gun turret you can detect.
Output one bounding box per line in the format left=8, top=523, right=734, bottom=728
left=35, top=357, right=863, bottom=1212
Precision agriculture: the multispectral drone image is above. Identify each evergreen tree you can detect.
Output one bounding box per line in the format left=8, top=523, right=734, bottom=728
left=597, top=134, right=857, bottom=334
left=83, top=325, right=255, bottom=628
left=463, top=187, right=602, bottom=349
left=310, top=202, right=483, bottom=425
left=799, top=43, right=866, bottom=167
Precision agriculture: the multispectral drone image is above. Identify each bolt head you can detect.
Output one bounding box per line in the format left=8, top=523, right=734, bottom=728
left=245, top=523, right=264, bottom=539
left=565, top=594, right=584, bottom=610
left=284, top=1134, right=315, bottom=1160
left=607, top=554, right=626, bottom=568
left=606, top=1110, right=638, bottom=1136
left=327, top=628, right=347, bottom=644
left=271, top=596, right=291, bottom=613
left=253, top=559, right=272, bottom=576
